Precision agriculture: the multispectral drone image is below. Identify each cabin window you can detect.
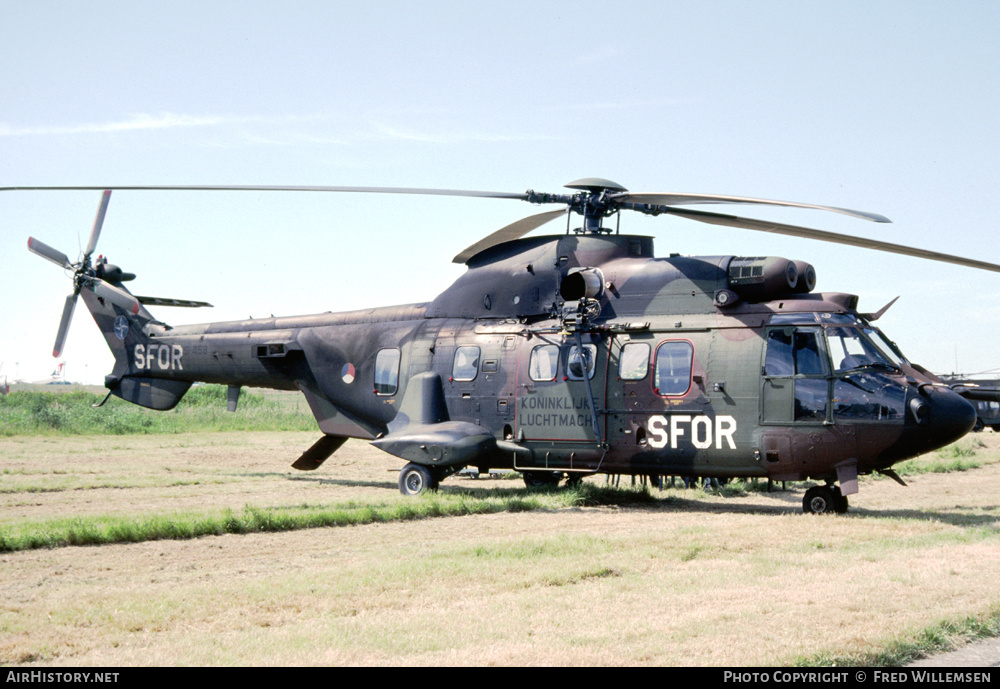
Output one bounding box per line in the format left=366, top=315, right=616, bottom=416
left=529, top=344, right=559, bottom=381
left=567, top=344, right=597, bottom=380
left=619, top=342, right=650, bottom=380
left=374, top=348, right=400, bottom=395
left=452, top=346, right=480, bottom=381
left=654, top=341, right=693, bottom=396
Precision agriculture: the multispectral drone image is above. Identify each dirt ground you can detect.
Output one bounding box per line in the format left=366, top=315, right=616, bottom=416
left=2, top=431, right=1000, bottom=666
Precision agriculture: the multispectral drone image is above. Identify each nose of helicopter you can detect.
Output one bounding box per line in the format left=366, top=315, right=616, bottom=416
left=908, top=384, right=977, bottom=453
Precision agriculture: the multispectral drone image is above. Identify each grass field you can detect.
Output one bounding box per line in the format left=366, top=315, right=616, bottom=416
left=1, top=389, right=1000, bottom=666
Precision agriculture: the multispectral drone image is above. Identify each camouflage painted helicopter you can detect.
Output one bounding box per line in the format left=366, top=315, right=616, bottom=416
left=16, top=179, right=1000, bottom=513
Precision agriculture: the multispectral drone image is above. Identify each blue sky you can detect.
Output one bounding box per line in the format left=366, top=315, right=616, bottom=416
left=2, top=0, right=999, bottom=384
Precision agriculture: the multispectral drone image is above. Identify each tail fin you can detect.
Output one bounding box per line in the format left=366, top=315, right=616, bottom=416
left=81, top=287, right=192, bottom=410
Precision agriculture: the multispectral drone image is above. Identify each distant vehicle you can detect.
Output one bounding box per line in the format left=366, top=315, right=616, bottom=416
left=939, top=375, right=1000, bottom=431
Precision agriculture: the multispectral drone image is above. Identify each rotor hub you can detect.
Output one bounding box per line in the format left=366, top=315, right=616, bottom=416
left=563, top=178, right=628, bottom=194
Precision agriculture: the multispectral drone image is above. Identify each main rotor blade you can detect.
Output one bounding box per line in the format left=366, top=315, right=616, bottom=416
left=615, top=192, right=891, bottom=224
left=660, top=206, right=1000, bottom=273
left=27, top=237, right=72, bottom=269
left=452, top=209, right=567, bottom=264
left=53, top=294, right=77, bottom=358
left=0, top=184, right=530, bottom=201
left=85, top=189, right=112, bottom=257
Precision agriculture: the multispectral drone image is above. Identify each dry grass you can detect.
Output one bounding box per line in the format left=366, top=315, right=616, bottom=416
left=2, top=430, right=1000, bottom=666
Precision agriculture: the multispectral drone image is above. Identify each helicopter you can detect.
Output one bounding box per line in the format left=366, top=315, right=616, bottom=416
left=938, top=372, right=1000, bottom=432
left=14, top=178, right=1000, bottom=514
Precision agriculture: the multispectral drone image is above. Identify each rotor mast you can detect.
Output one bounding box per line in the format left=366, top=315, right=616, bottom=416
left=526, top=178, right=627, bottom=235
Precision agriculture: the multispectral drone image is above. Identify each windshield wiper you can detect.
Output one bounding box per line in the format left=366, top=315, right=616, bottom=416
left=854, top=361, right=900, bottom=373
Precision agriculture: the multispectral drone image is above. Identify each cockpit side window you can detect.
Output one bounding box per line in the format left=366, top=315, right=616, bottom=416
left=765, top=329, right=794, bottom=376
left=762, top=327, right=829, bottom=423
left=764, top=328, right=828, bottom=376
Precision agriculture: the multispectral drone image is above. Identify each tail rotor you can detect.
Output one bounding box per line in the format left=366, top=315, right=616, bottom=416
left=28, top=190, right=115, bottom=357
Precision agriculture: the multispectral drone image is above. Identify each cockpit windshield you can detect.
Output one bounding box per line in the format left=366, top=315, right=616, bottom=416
left=860, top=323, right=908, bottom=367
left=768, top=312, right=910, bottom=374
left=825, top=325, right=900, bottom=373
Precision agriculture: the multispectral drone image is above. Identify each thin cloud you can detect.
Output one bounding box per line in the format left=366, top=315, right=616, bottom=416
left=0, top=113, right=557, bottom=147
left=0, top=113, right=324, bottom=137
left=369, top=122, right=561, bottom=144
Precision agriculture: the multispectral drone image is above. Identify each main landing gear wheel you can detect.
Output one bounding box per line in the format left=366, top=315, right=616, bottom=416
left=399, top=463, right=439, bottom=496
left=565, top=473, right=586, bottom=488
left=802, top=485, right=849, bottom=514
left=522, top=470, right=563, bottom=489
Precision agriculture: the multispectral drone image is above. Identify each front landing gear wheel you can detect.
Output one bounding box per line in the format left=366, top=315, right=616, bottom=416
left=803, top=485, right=836, bottom=514
left=399, top=463, right=438, bottom=496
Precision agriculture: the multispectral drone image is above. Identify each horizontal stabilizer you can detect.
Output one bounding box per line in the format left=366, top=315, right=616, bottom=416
left=135, top=296, right=213, bottom=308
left=371, top=420, right=497, bottom=466
left=110, top=376, right=191, bottom=410
left=372, top=369, right=499, bottom=464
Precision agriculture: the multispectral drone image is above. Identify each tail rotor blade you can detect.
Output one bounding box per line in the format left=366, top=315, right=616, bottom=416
left=90, top=278, right=141, bottom=315
left=28, top=237, right=72, bottom=269
left=84, top=190, right=112, bottom=258
left=33, top=190, right=118, bottom=359
left=53, top=294, right=78, bottom=358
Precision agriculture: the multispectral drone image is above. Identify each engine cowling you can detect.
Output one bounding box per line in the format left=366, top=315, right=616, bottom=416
left=726, top=256, right=816, bottom=302
left=560, top=267, right=605, bottom=301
